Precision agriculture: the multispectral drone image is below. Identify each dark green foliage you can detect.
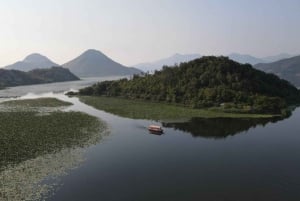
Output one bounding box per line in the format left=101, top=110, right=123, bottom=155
left=252, top=96, right=286, bottom=114
left=28, top=66, right=79, bottom=83
left=79, top=56, right=300, bottom=114
left=0, top=69, right=40, bottom=87
left=65, top=91, right=79, bottom=96
left=0, top=97, right=106, bottom=170
left=80, top=96, right=275, bottom=121
left=0, top=111, right=105, bottom=170
left=0, top=66, right=79, bottom=87
left=2, top=97, right=72, bottom=107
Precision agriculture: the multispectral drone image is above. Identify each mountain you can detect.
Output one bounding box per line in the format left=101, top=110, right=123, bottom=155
left=254, top=55, right=300, bottom=87
left=262, top=53, right=293, bottom=63
left=80, top=56, right=300, bottom=114
left=4, top=53, right=58, bottom=71
left=228, top=53, right=293, bottom=65
left=28, top=67, right=79, bottom=83
left=0, top=69, right=41, bottom=87
left=134, top=53, right=201, bottom=72
left=0, top=67, right=79, bottom=87
left=228, top=53, right=265, bottom=65
left=134, top=53, right=293, bottom=72
left=63, top=49, right=142, bottom=77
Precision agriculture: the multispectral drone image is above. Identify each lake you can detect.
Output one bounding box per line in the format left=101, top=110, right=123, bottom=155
left=1, top=78, right=300, bottom=201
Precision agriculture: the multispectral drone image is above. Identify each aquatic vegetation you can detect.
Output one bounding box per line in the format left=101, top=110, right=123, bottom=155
left=79, top=96, right=275, bottom=121
left=0, top=98, right=108, bottom=201
left=1, top=97, right=72, bottom=107
left=0, top=111, right=106, bottom=169
left=0, top=148, right=86, bottom=201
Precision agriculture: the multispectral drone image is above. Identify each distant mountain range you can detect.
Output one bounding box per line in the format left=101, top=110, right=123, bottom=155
left=4, top=53, right=58, bottom=72
left=228, top=53, right=293, bottom=65
left=1, top=50, right=299, bottom=87
left=132, top=52, right=300, bottom=87
left=0, top=67, right=79, bottom=87
left=63, top=49, right=142, bottom=77
left=255, top=55, right=300, bottom=87
left=228, top=53, right=265, bottom=65
left=262, top=53, right=293, bottom=63
left=133, top=53, right=294, bottom=71
left=3, top=50, right=142, bottom=78
left=134, top=53, right=201, bottom=72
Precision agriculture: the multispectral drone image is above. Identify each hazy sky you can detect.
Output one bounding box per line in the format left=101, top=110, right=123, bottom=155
left=0, top=0, right=299, bottom=66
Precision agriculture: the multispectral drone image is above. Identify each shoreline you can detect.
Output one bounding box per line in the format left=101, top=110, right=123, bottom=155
left=78, top=96, right=283, bottom=121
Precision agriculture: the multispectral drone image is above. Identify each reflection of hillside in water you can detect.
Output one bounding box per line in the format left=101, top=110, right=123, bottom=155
left=163, top=117, right=285, bottom=139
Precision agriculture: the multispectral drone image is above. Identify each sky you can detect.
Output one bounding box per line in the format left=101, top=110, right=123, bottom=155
left=0, top=0, right=299, bottom=66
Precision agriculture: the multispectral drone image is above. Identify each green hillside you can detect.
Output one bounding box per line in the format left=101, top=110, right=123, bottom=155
left=0, top=66, right=79, bottom=87
left=79, top=56, right=300, bottom=114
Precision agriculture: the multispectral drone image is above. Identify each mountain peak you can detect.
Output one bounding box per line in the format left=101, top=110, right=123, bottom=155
left=82, top=49, right=105, bottom=56
left=63, top=49, right=142, bottom=77
left=84, top=49, right=100, bottom=53
left=4, top=53, right=58, bottom=72
left=23, top=53, right=51, bottom=63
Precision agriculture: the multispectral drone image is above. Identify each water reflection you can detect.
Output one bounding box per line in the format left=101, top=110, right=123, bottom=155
left=148, top=130, right=164, bottom=136
left=163, top=117, right=286, bottom=139
left=1, top=83, right=298, bottom=201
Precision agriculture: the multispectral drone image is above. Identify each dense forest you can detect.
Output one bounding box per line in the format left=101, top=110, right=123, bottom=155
left=79, top=56, right=300, bottom=114
left=0, top=66, right=79, bottom=87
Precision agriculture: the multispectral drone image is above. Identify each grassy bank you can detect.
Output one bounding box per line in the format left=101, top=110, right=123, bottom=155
left=2, top=97, right=72, bottom=107
left=79, top=96, right=276, bottom=121
left=0, top=98, right=107, bottom=170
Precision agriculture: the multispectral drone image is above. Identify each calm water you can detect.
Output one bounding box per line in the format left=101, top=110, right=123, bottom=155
left=1, top=79, right=300, bottom=201
left=0, top=76, right=125, bottom=98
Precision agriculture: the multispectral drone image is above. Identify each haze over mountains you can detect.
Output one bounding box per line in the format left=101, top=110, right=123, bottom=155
left=228, top=53, right=294, bottom=65
left=228, top=53, right=265, bottom=65
left=255, top=55, right=300, bottom=87
left=4, top=53, right=58, bottom=72
left=132, top=52, right=300, bottom=87
left=63, top=49, right=142, bottom=77
left=134, top=53, right=201, bottom=72
left=134, top=52, right=294, bottom=72
left=1, top=50, right=299, bottom=87
left=2, top=49, right=142, bottom=78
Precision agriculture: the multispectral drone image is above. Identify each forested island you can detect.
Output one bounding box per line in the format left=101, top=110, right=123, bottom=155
left=79, top=56, right=300, bottom=115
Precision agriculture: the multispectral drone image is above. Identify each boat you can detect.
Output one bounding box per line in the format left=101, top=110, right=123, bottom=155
left=148, top=125, right=164, bottom=134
